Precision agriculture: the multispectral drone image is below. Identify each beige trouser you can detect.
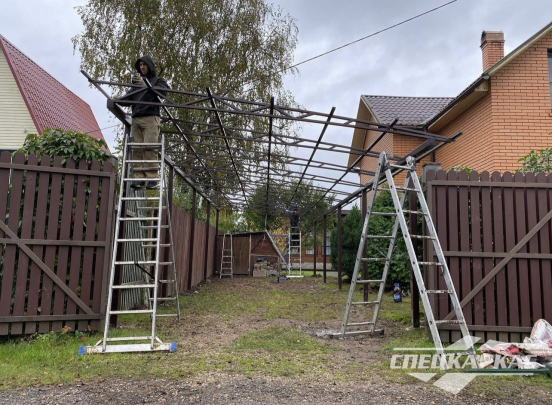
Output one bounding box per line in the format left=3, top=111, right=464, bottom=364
left=131, top=115, right=160, bottom=179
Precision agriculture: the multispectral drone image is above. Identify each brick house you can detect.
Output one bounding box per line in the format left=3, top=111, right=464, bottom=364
left=0, top=33, right=106, bottom=151
left=349, top=22, right=552, bottom=182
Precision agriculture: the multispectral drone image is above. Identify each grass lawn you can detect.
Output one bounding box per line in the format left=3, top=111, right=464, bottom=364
left=0, top=276, right=550, bottom=401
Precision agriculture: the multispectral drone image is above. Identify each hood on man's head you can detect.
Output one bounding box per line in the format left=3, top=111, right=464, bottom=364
left=135, top=55, right=156, bottom=76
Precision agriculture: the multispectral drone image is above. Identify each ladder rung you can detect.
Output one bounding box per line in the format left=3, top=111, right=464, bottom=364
left=139, top=225, right=169, bottom=229
left=109, top=309, right=154, bottom=315
left=426, top=290, right=452, bottom=294
left=106, top=336, right=153, bottom=342
left=158, top=279, right=176, bottom=283
left=379, top=187, right=417, bottom=193
left=116, top=238, right=158, bottom=242
left=115, top=260, right=157, bottom=265
left=119, top=217, right=159, bottom=221
left=346, top=321, right=374, bottom=327
left=366, top=235, right=394, bottom=239
left=402, top=210, right=426, bottom=215
left=137, top=206, right=168, bottom=210
left=156, top=314, right=179, bottom=318
left=372, top=211, right=397, bottom=216
left=434, top=320, right=464, bottom=325
left=360, top=258, right=389, bottom=262
left=126, top=160, right=163, bottom=163
left=112, top=284, right=155, bottom=289
left=127, top=142, right=163, bottom=147
left=123, top=178, right=161, bottom=182
left=418, top=261, right=443, bottom=266
left=122, top=197, right=161, bottom=201
left=142, top=244, right=171, bottom=247
left=355, top=279, right=385, bottom=284
left=388, top=164, right=412, bottom=170
left=351, top=301, right=380, bottom=306
left=410, top=235, right=435, bottom=239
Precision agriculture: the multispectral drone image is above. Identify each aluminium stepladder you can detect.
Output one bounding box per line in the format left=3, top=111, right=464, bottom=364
left=80, top=133, right=180, bottom=354
left=220, top=233, right=234, bottom=278
left=287, top=227, right=303, bottom=277
left=331, top=152, right=476, bottom=362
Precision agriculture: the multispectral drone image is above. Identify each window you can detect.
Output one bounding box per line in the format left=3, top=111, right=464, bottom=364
left=548, top=50, right=552, bottom=107
left=325, top=231, right=331, bottom=255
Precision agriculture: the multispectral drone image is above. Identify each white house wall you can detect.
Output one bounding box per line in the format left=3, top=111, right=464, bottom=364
left=0, top=49, right=37, bottom=150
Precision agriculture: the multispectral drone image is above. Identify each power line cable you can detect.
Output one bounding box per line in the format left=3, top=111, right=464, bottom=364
left=232, top=0, right=458, bottom=94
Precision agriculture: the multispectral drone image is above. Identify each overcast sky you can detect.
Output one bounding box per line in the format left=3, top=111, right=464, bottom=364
left=1, top=0, right=551, bottom=204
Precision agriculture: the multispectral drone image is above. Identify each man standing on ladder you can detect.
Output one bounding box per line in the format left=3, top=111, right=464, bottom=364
left=125, top=55, right=169, bottom=190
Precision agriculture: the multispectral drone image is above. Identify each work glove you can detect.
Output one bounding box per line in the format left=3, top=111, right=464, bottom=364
left=132, top=73, right=145, bottom=85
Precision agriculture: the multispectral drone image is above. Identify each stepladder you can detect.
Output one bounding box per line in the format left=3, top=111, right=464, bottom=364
left=287, top=226, right=303, bottom=277
left=220, top=233, right=234, bottom=278
left=331, top=151, right=477, bottom=364
left=80, top=133, right=180, bottom=354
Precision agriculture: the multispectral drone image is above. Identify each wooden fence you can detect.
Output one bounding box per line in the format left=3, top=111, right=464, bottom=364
left=425, top=170, right=552, bottom=343
left=0, top=152, right=116, bottom=335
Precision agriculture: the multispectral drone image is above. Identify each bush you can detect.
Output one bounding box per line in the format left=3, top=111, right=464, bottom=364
left=518, top=144, right=552, bottom=173
left=330, top=191, right=421, bottom=289
left=16, top=128, right=110, bottom=163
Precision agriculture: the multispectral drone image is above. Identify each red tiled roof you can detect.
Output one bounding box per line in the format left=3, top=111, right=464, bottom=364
left=0, top=34, right=106, bottom=145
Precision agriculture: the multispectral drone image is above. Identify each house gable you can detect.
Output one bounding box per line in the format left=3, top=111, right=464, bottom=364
left=0, top=34, right=106, bottom=149
left=0, top=48, right=37, bottom=150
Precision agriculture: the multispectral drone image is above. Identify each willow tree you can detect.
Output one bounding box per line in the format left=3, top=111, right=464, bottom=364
left=73, top=0, right=299, bottom=205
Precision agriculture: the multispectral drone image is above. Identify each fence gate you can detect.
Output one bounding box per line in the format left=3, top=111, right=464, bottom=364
left=0, top=152, right=116, bottom=335
left=425, top=169, right=552, bottom=343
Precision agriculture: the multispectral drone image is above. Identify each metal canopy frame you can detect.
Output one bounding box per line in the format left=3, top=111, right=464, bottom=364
left=83, top=71, right=460, bottom=219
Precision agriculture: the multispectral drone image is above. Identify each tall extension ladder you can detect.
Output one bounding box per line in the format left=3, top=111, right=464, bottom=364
left=220, top=233, right=234, bottom=278
left=331, top=152, right=475, bottom=361
left=287, top=226, right=303, bottom=278
left=80, top=133, right=179, bottom=354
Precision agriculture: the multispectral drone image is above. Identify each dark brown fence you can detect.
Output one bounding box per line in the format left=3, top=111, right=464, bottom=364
left=0, top=152, right=116, bottom=335
left=425, top=169, right=552, bottom=343
left=169, top=204, right=217, bottom=292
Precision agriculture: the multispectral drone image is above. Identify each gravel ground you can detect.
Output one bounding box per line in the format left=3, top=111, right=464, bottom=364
left=1, top=373, right=550, bottom=405
left=1, top=278, right=551, bottom=404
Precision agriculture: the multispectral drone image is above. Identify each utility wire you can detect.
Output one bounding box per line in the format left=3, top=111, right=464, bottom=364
left=234, top=0, right=458, bottom=94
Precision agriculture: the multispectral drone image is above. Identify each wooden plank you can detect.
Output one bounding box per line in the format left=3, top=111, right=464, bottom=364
left=468, top=170, right=484, bottom=340
left=39, top=156, right=63, bottom=333
left=427, top=180, right=552, bottom=188
left=52, top=159, right=76, bottom=332
left=0, top=152, right=13, bottom=335
left=0, top=239, right=105, bottom=246
left=0, top=221, right=94, bottom=316
left=458, top=170, right=472, bottom=326
left=503, top=172, right=520, bottom=342
left=441, top=251, right=552, bottom=259
left=438, top=325, right=532, bottom=333
left=0, top=315, right=101, bottom=322
left=12, top=155, right=39, bottom=334
left=0, top=153, right=25, bottom=335
left=540, top=173, right=552, bottom=322
left=91, top=160, right=114, bottom=331
left=25, top=156, right=51, bottom=334
left=435, top=170, right=448, bottom=325
left=492, top=171, right=508, bottom=342
left=447, top=170, right=461, bottom=342
left=514, top=172, right=531, bottom=332
left=480, top=171, right=496, bottom=341
left=0, top=162, right=112, bottom=177
left=524, top=173, right=541, bottom=324
left=65, top=160, right=89, bottom=332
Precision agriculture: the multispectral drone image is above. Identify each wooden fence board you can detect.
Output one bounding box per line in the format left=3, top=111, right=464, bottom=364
left=426, top=170, right=552, bottom=342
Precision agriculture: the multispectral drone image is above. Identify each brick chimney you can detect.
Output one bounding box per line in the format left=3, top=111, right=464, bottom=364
left=481, top=31, right=504, bottom=71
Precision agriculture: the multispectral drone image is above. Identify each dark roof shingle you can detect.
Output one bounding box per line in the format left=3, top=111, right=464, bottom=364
left=361, top=95, right=454, bottom=126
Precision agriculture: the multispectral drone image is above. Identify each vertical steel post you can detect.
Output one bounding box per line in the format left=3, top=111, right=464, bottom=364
left=162, top=164, right=174, bottom=298
left=361, top=189, right=368, bottom=301
left=409, top=177, right=420, bottom=328
left=313, top=222, right=317, bottom=276
left=337, top=206, right=342, bottom=290
left=187, top=189, right=197, bottom=290
left=323, top=215, right=327, bottom=283
left=203, top=201, right=211, bottom=282
left=213, top=209, right=219, bottom=275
